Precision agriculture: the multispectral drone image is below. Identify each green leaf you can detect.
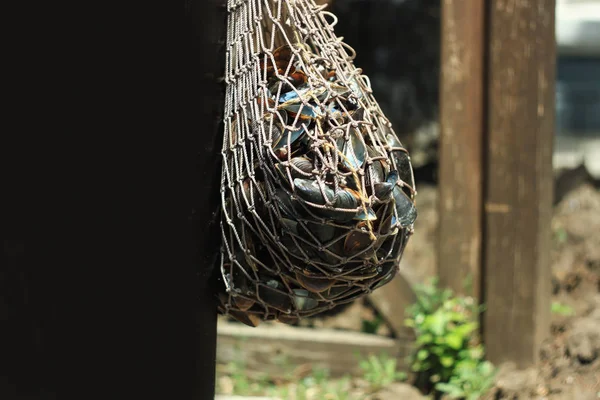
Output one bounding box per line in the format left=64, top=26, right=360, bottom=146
left=417, top=349, right=429, bottom=361
left=436, top=382, right=464, bottom=398
left=454, top=322, right=478, bottom=337
left=445, top=332, right=464, bottom=350
left=411, top=361, right=422, bottom=372
left=416, top=333, right=433, bottom=345
left=429, top=310, right=448, bottom=336
left=440, top=356, right=455, bottom=368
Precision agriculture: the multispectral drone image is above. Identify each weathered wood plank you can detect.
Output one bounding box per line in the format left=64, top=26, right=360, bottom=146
left=217, top=321, right=413, bottom=378
left=367, top=272, right=417, bottom=340
left=438, top=0, right=485, bottom=299
left=482, top=0, right=555, bottom=368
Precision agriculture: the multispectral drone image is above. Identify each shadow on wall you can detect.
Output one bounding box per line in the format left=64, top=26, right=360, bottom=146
left=329, top=0, right=441, bottom=137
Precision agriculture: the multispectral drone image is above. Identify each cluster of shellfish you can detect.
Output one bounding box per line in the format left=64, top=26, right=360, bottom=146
left=218, top=44, right=417, bottom=327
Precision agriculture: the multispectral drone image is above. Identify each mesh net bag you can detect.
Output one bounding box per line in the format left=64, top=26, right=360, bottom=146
left=217, top=0, right=417, bottom=327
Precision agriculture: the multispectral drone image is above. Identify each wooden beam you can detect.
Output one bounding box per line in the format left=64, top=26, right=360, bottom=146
left=482, top=0, right=555, bottom=368
left=217, top=321, right=412, bottom=378
left=438, top=0, right=485, bottom=299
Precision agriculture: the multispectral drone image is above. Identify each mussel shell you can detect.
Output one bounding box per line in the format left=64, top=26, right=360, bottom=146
left=223, top=264, right=253, bottom=295
left=293, top=178, right=359, bottom=210
left=354, top=207, right=377, bottom=221
left=324, top=285, right=365, bottom=303
left=274, top=156, right=313, bottom=185
left=305, top=221, right=336, bottom=244
left=393, top=186, right=418, bottom=228
left=296, top=271, right=336, bottom=293
left=343, top=229, right=374, bottom=257
left=228, top=309, right=262, bottom=327
left=366, top=159, right=385, bottom=188
left=371, top=263, right=398, bottom=290
left=384, top=133, right=415, bottom=187
left=292, top=289, right=319, bottom=311
left=338, top=264, right=380, bottom=282
left=279, top=218, right=299, bottom=235
left=280, top=233, right=307, bottom=259
left=265, top=113, right=287, bottom=147
left=374, top=182, right=394, bottom=200
left=338, top=127, right=366, bottom=170
left=275, top=124, right=307, bottom=150
left=277, top=314, right=300, bottom=325
left=232, top=295, right=256, bottom=311
left=258, top=279, right=292, bottom=313
left=273, top=188, right=302, bottom=219
left=392, top=150, right=415, bottom=190
left=376, top=234, right=404, bottom=261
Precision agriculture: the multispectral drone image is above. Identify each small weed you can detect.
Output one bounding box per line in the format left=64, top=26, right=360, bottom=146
left=552, top=301, right=576, bottom=316
left=357, top=352, right=407, bottom=390
left=267, top=367, right=354, bottom=400
left=361, top=314, right=384, bottom=334
left=554, top=227, right=568, bottom=244
left=221, top=358, right=271, bottom=396
left=435, top=360, right=496, bottom=400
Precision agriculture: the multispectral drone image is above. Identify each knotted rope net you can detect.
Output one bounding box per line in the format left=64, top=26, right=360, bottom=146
left=217, top=0, right=417, bottom=327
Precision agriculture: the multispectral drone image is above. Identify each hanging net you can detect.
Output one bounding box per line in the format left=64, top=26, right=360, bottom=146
left=217, top=0, right=417, bottom=327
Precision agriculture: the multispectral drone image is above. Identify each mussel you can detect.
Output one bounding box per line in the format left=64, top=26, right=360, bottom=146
left=258, top=278, right=292, bottom=313
left=393, top=186, right=418, bottom=228
left=296, top=271, right=336, bottom=293
left=293, top=178, right=359, bottom=209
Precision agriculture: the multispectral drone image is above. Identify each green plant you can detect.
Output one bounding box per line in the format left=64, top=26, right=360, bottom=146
left=222, top=358, right=271, bottom=396
left=552, top=301, right=575, bottom=316
left=435, top=360, right=496, bottom=400
left=405, top=278, right=496, bottom=399
left=266, top=367, right=353, bottom=400
left=554, top=227, right=568, bottom=244
left=358, top=352, right=407, bottom=390
left=361, top=314, right=384, bottom=334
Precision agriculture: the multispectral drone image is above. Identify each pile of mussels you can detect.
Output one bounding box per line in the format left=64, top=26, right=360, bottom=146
left=217, top=44, right=417, bottom=327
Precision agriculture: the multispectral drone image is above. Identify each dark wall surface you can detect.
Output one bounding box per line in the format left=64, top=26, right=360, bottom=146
left=329, top=0, right=441, bottom=136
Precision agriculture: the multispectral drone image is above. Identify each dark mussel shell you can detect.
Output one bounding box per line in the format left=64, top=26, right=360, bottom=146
left=227, top=309, right=263, bottom=327
left=258, top=45, right=294, bottom=83
left=277, top=313, right=300, bottom=325
left=370, top=261, right=398, bottom=290
left=292, top=289, right=319, bottom=311
left=232, top=294, right=256, bottom=312
left=385, top=133, right=415, bottom=190
left=343, top=229, right=374, bottom=258
left=337, top=127, right=367, bottom=171
left=393, top=186, right=418, bottom=228
left=373, top=170, right=398, bottom=201
left=273, top=188, right=303, bottom=219
left=296, top=270, right=336, bottom=293
left=258, top=278, right=293, bottom=313
left=293, top=178, right=360, bottom=222
left=274, top=156, right=314, bottom=186
left=354, top=206, right=377, bottom=221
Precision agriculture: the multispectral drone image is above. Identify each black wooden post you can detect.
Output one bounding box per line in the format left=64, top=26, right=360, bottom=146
left=187, top=0, right=227, bottom=398
left=2, top=4, right=228, bottom=400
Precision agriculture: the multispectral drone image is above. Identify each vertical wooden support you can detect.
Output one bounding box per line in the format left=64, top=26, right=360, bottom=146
left=482, top=0, right=555, bottom=367
left=438, top=0, right=484, bottom=299
left=439, top=0, right=556, bottom=368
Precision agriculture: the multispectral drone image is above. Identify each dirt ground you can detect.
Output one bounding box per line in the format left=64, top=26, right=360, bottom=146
left=486, top=183, right=600, bottom=400
left=304, top=180, right=600, bottom=399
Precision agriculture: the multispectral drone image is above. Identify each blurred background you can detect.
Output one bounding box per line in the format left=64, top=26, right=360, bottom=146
left=216, top=1, right=600, bottom=399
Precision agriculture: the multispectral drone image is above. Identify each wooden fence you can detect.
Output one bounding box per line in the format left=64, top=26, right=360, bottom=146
left=438, top=0, right=556, bottom=368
